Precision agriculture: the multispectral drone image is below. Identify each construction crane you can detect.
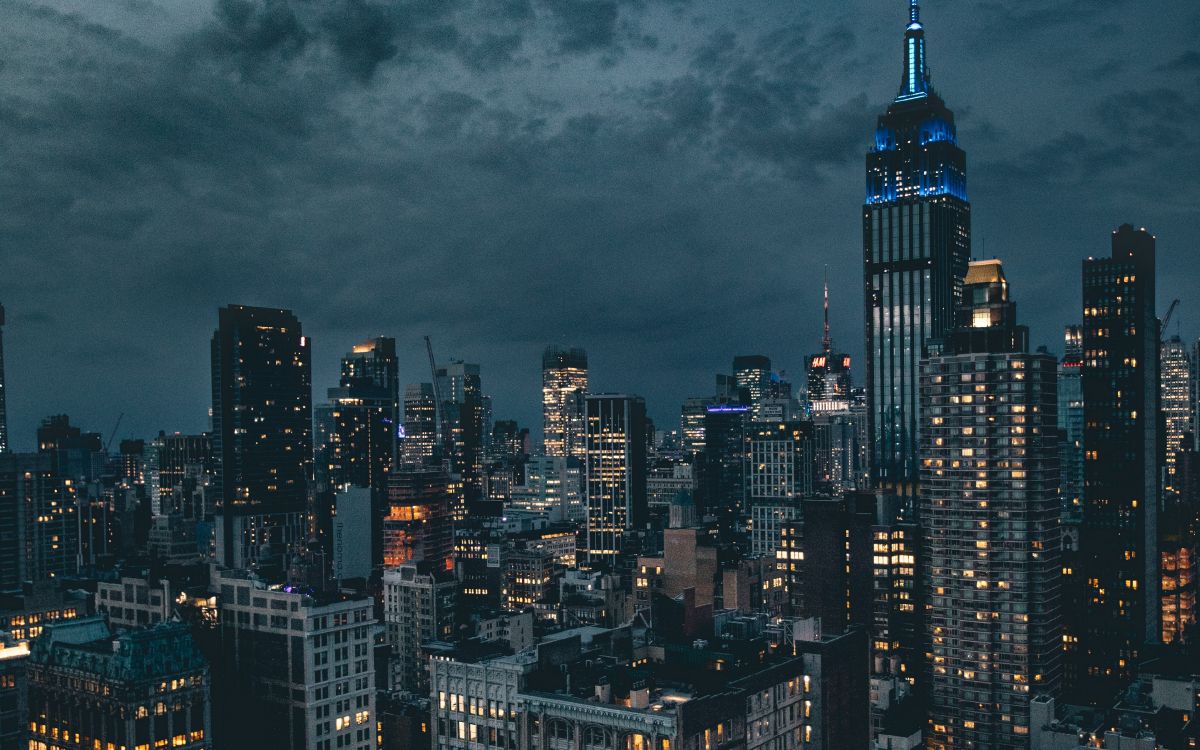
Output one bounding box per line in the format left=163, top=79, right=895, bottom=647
left=105, top=412, right=124, bottom=453
left=424, top=336, right=445, bottom=450
left=1161, top=299, right=1180, bottom=343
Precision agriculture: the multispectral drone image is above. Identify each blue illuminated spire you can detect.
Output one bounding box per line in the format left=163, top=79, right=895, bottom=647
left=897, top=0, right=930, bottom=101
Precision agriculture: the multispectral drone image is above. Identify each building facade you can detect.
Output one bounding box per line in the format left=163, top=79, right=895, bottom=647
left=213, top=570, right=377, bottom=750
left=1058, top=326, right=1084, bottom=517
left=96, top=575, right=173, bottom=630
left=27, top=617, right=211, bottom=750
left=508, top=455, right=584, bottom=523
left=1076, top=225, right=1160, bottom=702
left=382, top=467, right=454, bottom=571
left=315, top=337, right=400, bottom=497
left=542, top=346, right=588, bottom=461
left=210, top=305, right=312, bottom=570
left=585, top=395, right=648, bottom=567
left=401, top=383, right=439, bottom=467
left=864, top=0, right=970, bottom=491
left=383, top=562, right=457, bottom=696
left=0, top=302, right=6, bottom=455
left=920, top=259, right=1062, bottom=747
left=1162, top=335, right=1191, bottom=496
left=0, top=452, right=79, bottom=589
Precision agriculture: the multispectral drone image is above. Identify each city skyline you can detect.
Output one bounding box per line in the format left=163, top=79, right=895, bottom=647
left=3, top=3, right=1200, bottom=749
left=1, top=0, right=1198, bottom=447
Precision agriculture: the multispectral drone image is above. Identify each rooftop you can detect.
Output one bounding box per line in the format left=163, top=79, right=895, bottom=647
left=29, top=616, right=208, bottom=684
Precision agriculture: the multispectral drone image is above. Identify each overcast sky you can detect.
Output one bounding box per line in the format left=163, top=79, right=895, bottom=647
left=2, top=0, right=1198, bottom=450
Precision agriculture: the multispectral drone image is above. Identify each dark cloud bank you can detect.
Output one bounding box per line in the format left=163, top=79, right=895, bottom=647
left=0, top=0, right=1197, bottom=447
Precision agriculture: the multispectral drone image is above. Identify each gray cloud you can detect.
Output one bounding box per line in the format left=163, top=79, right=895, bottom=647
left=0, top=0, right=1196, bottom=448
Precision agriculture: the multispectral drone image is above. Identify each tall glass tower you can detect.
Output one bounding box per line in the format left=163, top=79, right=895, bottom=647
left=0, top=302, right=7, bottom=454
left=865, top=0, right=970, bottom=491
left=542, top=346, right=588, bottom=460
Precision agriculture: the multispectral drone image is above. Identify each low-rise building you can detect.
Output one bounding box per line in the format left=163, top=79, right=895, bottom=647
left=96, top=575, right=173, bottom=629
left=0, top=631, right=29, bottom=748
left=0, top=581, right=90, bottom=642
left=27, top=616, right=211, bottom=750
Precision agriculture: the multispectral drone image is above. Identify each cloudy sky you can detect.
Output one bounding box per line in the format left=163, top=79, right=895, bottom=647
left=1, top=0, right=1197, bottom=449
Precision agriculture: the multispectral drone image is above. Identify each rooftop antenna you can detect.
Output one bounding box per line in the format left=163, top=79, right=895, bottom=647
left=822, top=266, right=832, bottom=355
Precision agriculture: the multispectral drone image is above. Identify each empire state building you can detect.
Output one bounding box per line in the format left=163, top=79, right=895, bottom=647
left=864, top=0, right=970, bottom=491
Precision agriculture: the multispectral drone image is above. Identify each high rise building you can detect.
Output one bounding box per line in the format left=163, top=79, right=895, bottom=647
left=870, top=496, right=921, bottom=684
left=542, top=346, right=588, bottom=460
left=679, top=396, right=710, bottom=457
left=501, top=546, right=556, bottom=610
left=865, top=0, right=970, bottom=491
left=732, top=355, right=772, bottom=421
left=1058, top=326, right=1085, bottom=517
left=332, top=486, right=373, bottom=582
left=507, top=454, right=584, bottom=522
left=36, top=414, right=104, bottom=481
left=777, top=494, right=876, bottom=633
left=1160, top=496, right=1196, bottom=645
left=701, top=404, right=750, bottom=524
left=1162, top=335, right=1191, bottom=495
left=150, top=432, right=212, bottom=515
left=210, top=305, right=312, bottom=570
left=0, top=302, right=7, bottom=455
left=28, top=617, right=212, bottom=750
left=585, top=394, right=648, bottom=567
left=1193, top=339, right=1200, bottom=451
left=382, top=466, right=454, bottom=570
left=1076, top=225, right=1160, bottom=703
left=315, top=337, right=399, bottom=495
left=213, top=569, right=377, bottom=750
left=0, top=453, right=79, bottom=588
left=437, top=361, right=485, bottom=512
left=749, top=499, right=800, bottom=557
left=383, top=562, right=456, bottom=695
left=400, top=382, right=438, bottom=466
left=746, top=420, right=814, bottom=511
left=808, top=273, right=852, bottom=403
left=812, top=397, right=870, bottom=496
left=920, top=259, right=1062, bottom=747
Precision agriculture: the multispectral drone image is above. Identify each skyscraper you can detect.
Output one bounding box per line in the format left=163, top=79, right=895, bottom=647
left=865, top=0, right=970, bottom=491
left=921, top=259, right=1062, bottom=748
left=1058, top=326, right=1084, bottom=516
left=746, top=420, right=813, bottom=514
left=1076, top=225, right=1159, bottom=703
left=382, top=465, right=454, bottom=570
left=437, top=360, right=485, bottom=513
left=210, top=305, right=312, bottom=570
left=0, top=452, right=79, bottom=587
left=732, top=355, right=771, bottom=420
left=778, top=494, right=876, bottom=633
left=315, top=336, right=399, bottom=493
left=807, top=273, right=852, bottom=403
left=701, top=403, right=750, bottom=524
left=542, top=346, right=588, bottom=460
left=679, top=396, right=710, bottom=457
left=585, top=394, right=647, bottom=567
left=1161, top=335, right=1191, bottom=495
left=0, top=302, right=7, bottom=454
left=401, top=382, right=438, bottom=466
